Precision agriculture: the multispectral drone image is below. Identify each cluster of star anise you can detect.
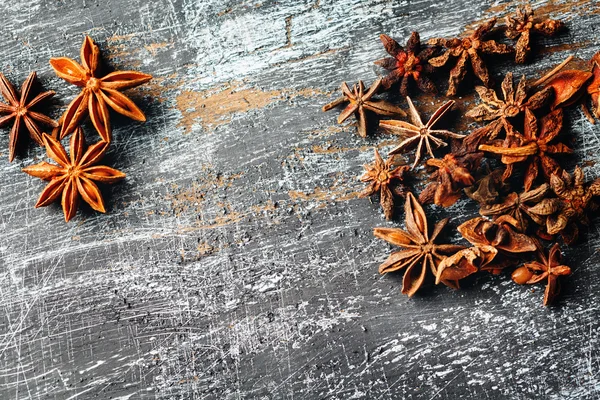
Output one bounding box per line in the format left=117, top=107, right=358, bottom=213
left=1, top=36, right=152, bottom=222
left=322, top=5, right=600, bottom=306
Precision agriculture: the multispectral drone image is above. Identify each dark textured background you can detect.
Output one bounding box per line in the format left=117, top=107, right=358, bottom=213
left=1, top=0, right=600, bottom=399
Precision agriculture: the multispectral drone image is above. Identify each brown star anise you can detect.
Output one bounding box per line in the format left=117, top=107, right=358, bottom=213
left=381, top=97, right=465, bottom=168
left=374, top=192, right=464, bottom=296
left=527, top=166, right=600, bottom=244
left=322, top=78, right=406, bottom=138
left=359, top=148, right=410, bottom=220
left=419, top=152, right=482, bottom=207
left=478, top=108, right=571, bottom=191
left=458, top=216, right=537, bottom=273
left=22, top=127, right=125, bottom=222
left=374, top=32, right=438, bottom=96
left=0, top=72, right=58, bottom=162
left=512, top=241, right=571, bottom=306
left=479, top=183, right=549, bottom=232
left=588, top=51, right=600, bottom=118
left=49, top=36, right=153, bottom=142
left=465, top=169, right=507, bottom=205
left=505, top=5, right=564, bottom=64
left=428, top=18, right=513, bottom=96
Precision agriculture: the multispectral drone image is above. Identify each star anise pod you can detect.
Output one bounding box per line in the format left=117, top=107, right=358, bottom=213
left=359, top=148, right=410, bottom=220
left=479, top=108, right=571, bottom=191
left=512, top=241, right=571, bottom=306
left=322, top=78, right=406, bottom=138
left=587, top=51, right=600, bottom=118
left=544, top=70, right=592, bottom=110
left=374, top=32, right=438, bottom=96
left=458, top=216, right=537, bottom=273
left=0, top=72, right=58, bottom=162
left=374, top=192, right=464, bottom=296
left=479, top=183, right=549, bottom=232
left=465, top=169, right=507, bottom=205
left=381, top=97, right=465, bottom=168
left=505, top=5, right=564, bottom=64
left=22, top=127, right=125, bottom=222
left=428, top=18, right=513, bottom=96
left=419, top=152, right=482, bottom=207
left=465, top=72, right=552, bottom=140
left=49, top=36, right=153, bottom=142
left=527, top=166, right=600, bottom=244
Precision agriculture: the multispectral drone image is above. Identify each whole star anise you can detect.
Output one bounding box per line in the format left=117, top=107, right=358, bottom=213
left=505, top=5, right=564, bottom=64
left=428, top=18, right=513, bottom=96
left=419, top=152, right=482, bottom=207
left=512, top=241, right=571, bottom=306
left=359, top=148, right=410, bottom=220
left=374, top=32, right=438, bottom=96
left=22, top=127, right=125, bottom=222
left=0, top=72, right=58, bottom=162
left=374, top=192, right=464, bottom=296
left=527, top=166, right=600, bottom=244
left=49, top=36, right=153, bottom=142
left=478, top=108, right=571, bottom=191
left=381, top=97, right=465, bottom=168
left=322, top=78, right=406, bottom=138
left=479, top=183, right=549, bottom=232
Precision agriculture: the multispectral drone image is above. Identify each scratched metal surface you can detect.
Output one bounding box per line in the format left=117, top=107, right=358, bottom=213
left=1, top=0, right=600, bottom=399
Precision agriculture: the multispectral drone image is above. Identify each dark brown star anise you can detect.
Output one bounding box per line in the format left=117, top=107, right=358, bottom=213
left=527, top=166, right=600, bottom=244
left=359, top=148, right=410, bottom=220
left=428, top=18, right=513, bottom=96
left=419, top=152, right=482, bottom=207
left=505, top=5, right=564, bottom=64
left=381, top=97, right=464, bottom=168
left=374, top=32, right=438, bottom=96
left=22, top=127, right=125, bottom=222
left=478, top=108, right=571, bottom=191
left=322, top=78, right=406, bottom=138
left=512, top=241, right=571, bottom=306
left=0, top=72, right=58, bottom=162
left=465, top=169, right=506, bottom=205
left=479, top=183, right=549, bottom=232
left=374, top=192, right=464, bottom=296
left=49, top=36, right=153, bottom=142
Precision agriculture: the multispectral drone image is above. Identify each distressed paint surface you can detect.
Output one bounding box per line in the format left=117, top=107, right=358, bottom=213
left=1, top=0, right=600, bottom=399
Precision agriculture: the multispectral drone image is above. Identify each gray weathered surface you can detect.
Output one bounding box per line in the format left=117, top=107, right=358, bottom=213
left=1, top=0, right=600, bottom=398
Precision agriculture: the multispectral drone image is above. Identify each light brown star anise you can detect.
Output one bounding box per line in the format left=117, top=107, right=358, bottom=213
left=49, top=36, right=153, bottom=142
left=428, top=18, right=513, bottom=96
left=478, top=108, right=571, bottom=191
left=527, top=166, right=600, bottom=244
left=22, top=127, right=125, bottom=222
left=381, top=97, right=464, bottom=168
left=322, top=78, right=406, bottom=138
left=479, top=183, right=549, bottom=232
left=505, top=5, right=564, bottom=64
left=375, top=32, right=438, bottom=96
left=419, top=152, right=482, bottom=207
left=359, top=148, right=410, bottom=220
left=374, top=192, right=464, bottom=296
left=0, top=72, right=58, bottom=162
left=465, top=72, right=552, bottom=140
left=512, top=241, right=571, bottom=306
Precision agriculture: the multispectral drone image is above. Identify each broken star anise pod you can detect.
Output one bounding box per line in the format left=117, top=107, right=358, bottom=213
left=22, top=127, right=125, bottom=222
left=479, top=183, right=549, bottom=232
left=505, top=5, right=564, bottom=64
left=380, top=97, right=465, bottom=168
left=428, top=18, right=513, bottom=96
left=359, top=148, right=410, bottom=220
left=322, top=78, right=406, bottom=138
left=478, top=108, right=571, bottom=191
left=419, top=152, right=482, bottom=207
left=49, top=36, right=153, bottom=142
left=465, top=169, right=507, bottom=206
left=374, top=32, right=438, bottom=96
left=512, top=241, right=571, bottom=306
left=374, top=192, right=464, bottom=297
left=0, top=72, right=58, bottom=162
left=587, top=51, right=600, bottom=118
left=527, top=166, right=600, bottom=245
